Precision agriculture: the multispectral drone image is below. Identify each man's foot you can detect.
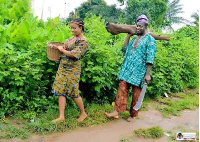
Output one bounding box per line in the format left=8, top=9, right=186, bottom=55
left=77, top=113, right=87, bottom=122
left=51, top=117, right=65, bottom=123
left=105, top=111, right=119, bottom=119
left=127, top=117, right=134, bottom=122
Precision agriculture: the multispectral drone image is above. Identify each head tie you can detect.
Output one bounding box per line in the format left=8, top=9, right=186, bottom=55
left=136, top=15, right=149, bottom=24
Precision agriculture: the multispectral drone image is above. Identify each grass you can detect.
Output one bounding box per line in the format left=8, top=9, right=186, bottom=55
left=0, top=123, right=29, bottom=139
left=155, top=91, right=199, bottom=117
left=121, top=126, right=199, bottom=142
left=0, top=103, right=115, bottom=139
left=0, top=89, right=198, bottom=140
left=0, top=97, right=150, bottom=139
left=133, top=126, right=164, bottom=139
left=25, top=103, right=115, bottom=134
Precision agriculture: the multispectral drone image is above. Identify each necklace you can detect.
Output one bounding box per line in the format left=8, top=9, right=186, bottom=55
left=130, top=34, right=147, bottom=54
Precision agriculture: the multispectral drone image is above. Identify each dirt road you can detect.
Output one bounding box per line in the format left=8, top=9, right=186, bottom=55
left=5, top=107, right=197, bottom=142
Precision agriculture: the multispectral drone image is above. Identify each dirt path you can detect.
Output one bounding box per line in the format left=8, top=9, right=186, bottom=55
left=4, top=106, right=198, bottom=142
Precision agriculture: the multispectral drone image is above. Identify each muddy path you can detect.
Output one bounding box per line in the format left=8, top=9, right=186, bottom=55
left=3, top=106, right=198, bottom=142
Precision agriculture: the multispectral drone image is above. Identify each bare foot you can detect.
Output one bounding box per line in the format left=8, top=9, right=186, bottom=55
left=127, top=117, right=134, bottom=122
left=105, top=111, right=119, bottom=119
left=51, top=117, right=65, bottom=123
left=77, top=113, right=87, bottom=122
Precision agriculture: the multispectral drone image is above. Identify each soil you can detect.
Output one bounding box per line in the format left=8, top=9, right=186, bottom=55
left=1, top=106, right=198, bottom=142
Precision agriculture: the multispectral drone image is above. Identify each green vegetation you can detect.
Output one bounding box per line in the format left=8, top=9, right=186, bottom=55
left=0, top=0, right=199, bottom=117
left=25, top=103, right=114, bottom=134
left=164, top=0, right=190, bottom=30
left=0, top=118, right=29, bottom=139
left=0, top=103, right=114, bottom=138
left=122, top=0, right=167, bottom=26
left=191, top=11, right=199, bottom=28
left=0, top=90, right=198, bottom=139
left=68, top=0, right=123, bottom=23
left=0, top=125, right=29, bottom=139
left=68, top=0, right=195, bottom=29
left=0, top=0, right=199, bottom=140
left=133, top=126, right=164, bottom=139
left=155, top=91, right=199, bottom=117
left=148, top=26, right=199, bottom=98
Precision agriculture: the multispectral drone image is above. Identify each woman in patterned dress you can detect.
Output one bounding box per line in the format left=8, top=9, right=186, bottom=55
left=51, top=19, right=89, bottom=122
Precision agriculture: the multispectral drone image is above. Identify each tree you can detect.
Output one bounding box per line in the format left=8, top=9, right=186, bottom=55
left=117, top=0, right=167, bottom=28
left=66, top=0, right=124, bottom=23
left=191, top=10, right=199, bottom=28
left=89, top=4, right=124, bottom=23
left=164, top=0, right=190, bottom=30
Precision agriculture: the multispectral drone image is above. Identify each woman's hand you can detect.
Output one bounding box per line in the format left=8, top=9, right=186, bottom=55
left=57, top=46, right=64, bottom=52
left=49, top=44, right=56, bottom=49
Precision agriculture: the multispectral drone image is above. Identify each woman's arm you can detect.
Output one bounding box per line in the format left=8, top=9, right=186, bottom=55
left=57, top=46, right=75, bottom=58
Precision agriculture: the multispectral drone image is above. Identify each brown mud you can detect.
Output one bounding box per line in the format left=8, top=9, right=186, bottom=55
left=2, top=107, right=198, bottom=142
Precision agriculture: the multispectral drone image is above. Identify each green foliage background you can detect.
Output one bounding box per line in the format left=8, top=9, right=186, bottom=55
left=69, top=0, right=123, bottom=23
left=124, top=0, right=167, bottom=26
left=0, top=0, right=199, bottom=117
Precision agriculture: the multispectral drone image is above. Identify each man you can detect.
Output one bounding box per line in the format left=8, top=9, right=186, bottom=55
left=105, top=15, right=157, bottom=122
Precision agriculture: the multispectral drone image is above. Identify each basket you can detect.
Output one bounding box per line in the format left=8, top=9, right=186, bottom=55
left=47, top=42, right=64, bottom=61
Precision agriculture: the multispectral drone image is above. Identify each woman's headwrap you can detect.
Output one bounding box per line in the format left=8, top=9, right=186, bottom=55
left=136, top=15, right=149, bottom=24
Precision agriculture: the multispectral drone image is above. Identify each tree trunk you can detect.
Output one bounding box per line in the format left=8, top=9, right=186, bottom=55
left=106, top=22, right=170, bottom=41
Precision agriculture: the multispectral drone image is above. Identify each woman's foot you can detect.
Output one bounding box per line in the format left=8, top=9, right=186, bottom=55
left=77, top=112, right=87, bottom=122
left=105, top=111, right=119, bottom=119
left=51, top=117, right=65, bottom=123
left=127, top=117, right=134, bottom=122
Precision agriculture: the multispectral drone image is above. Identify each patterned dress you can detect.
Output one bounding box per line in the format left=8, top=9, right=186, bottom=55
left=52, top=36, right=89, bottom=98
left=118, top=34, right=156, bottom=88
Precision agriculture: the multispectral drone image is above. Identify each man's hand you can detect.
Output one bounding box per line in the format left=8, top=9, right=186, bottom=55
left=145, top=63, right=153, bottom=84
left=127, top=33, right=134, bottom=37
left=144, top=74, right=151, bottom=84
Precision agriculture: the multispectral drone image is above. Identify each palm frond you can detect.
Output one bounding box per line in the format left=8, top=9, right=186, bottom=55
left=164, top=0, right=190, bottom=27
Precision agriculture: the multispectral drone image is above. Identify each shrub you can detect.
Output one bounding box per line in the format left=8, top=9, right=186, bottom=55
left=0, top=1, right=198, bottom=115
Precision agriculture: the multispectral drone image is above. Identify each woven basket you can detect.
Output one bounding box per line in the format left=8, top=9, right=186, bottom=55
left=47, top=42, right=64, bottom=61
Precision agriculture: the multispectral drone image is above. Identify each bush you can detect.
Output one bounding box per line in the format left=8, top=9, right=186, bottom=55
left=0, top=2, right=72, bottom=115
left=148, top=26, right=199, bottom=97
left=80, top=15, right=124, bottom=103
left=0, top=1, right=198, bottom=116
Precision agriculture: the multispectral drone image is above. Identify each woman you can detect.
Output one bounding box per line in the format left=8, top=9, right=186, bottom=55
left=51, top=19, right=89, bottom=123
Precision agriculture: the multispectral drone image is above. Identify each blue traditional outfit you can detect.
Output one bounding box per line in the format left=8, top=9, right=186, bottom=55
left=118, top=34, right=156, bottom=87
left=114, top=15, right=157, bottom=117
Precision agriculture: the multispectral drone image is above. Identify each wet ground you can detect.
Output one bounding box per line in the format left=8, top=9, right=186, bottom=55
left=2, top=106, right=198, bottom=142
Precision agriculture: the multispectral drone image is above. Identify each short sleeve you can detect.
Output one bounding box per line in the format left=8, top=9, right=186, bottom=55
left=146, top=38, right=157, bottom=64
left=70, top=39, right=89, bottom=59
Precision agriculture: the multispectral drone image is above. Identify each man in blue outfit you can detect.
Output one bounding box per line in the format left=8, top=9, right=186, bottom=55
left=105, top=15, right=157, bottom=122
